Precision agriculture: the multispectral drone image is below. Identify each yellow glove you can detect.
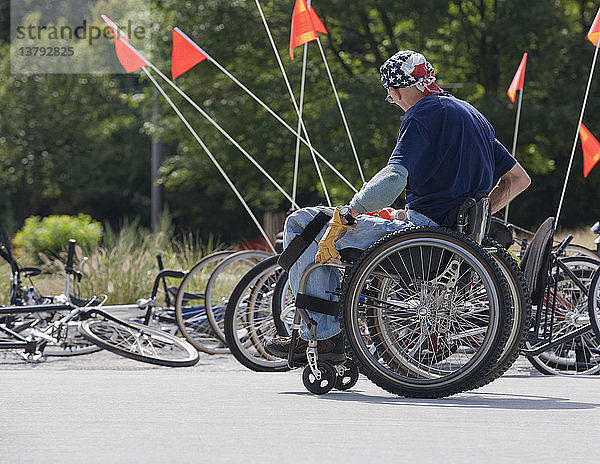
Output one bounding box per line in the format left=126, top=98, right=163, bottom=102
left=315, top=207, right=357, bottom=264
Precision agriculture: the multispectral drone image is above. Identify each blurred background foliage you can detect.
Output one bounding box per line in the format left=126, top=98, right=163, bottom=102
left=2, top=0, right=600, bottom=243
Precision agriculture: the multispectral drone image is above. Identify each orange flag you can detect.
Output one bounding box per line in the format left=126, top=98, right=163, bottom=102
left=289, top=0, right=328, bottom=60
left=507, top=52, right=527, bottom=102
left=102, top=15, right=148, bottom=73
left=171, top=28, right=209, bottom=79
left=579, top=123, right=600, bottom=177
left=588, top=7, right=600, bottom=46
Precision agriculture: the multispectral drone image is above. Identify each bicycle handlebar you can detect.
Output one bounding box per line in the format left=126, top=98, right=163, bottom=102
left=1, top=228, right=18, bottom=274
left=66, top=239, right=76, bottom=270
left=554, top=234, right=574, bottom=256
left=150, top=269, right=186, bottom=299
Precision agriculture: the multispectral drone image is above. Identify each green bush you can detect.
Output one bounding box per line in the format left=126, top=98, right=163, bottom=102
left=14, top=214, right=103, bottom=260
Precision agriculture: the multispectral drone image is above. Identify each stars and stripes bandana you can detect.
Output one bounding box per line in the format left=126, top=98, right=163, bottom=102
left=380, top=50, right=443, bottom=95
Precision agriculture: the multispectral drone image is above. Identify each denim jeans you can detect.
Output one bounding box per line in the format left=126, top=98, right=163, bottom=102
left=283, top=207, right=439, bottom=340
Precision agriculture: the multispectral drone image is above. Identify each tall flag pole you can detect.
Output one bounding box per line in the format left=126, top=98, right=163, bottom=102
left=292, top=43, right=309, bottom=209
left=157, top=60, right=300, bottom=210
left=503, top=52, right=527, bottom=224
left=579, top=123, right=600, bottom=177
left=289, top=0, right=365, bottom=183
left=102, top=15, right=277, bottom=252
left=170, top=27, right=357, bottom=193
left=144, top=68, right=275, bottom=253
left=555, top=7, right=600, bottom=228
left=254, top=0, right=332, bottom=207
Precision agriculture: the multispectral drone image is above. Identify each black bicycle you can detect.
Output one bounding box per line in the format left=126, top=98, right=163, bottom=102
left=0, top=233, right=199, bottom=367
left=520, top=217, right=600, bottom=375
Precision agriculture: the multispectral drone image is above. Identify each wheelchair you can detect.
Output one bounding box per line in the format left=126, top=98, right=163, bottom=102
left=278, top=197, right=526, bottom=397
left=520, top=217, right=600, bottom=375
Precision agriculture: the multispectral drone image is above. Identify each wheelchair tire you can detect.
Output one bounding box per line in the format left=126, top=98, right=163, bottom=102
left=204, top=250, right=272, bottom=344
left=588, top=266, right=600, bottom=340
left=271, top=271, right=294, bottom=337
left=469, top=238, right=531, bottom=387
left=175, top=251, right=234, bottom=354
left=340, top=227, right=511, bottom=398
left=224, top=255, right=290, bottom=372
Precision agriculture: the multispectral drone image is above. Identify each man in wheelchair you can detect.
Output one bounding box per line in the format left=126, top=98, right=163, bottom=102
left=266, top=50, right=531, bottom=362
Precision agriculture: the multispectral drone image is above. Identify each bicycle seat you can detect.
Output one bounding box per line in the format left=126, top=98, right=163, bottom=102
left=22, top=267, right=42, bottom=278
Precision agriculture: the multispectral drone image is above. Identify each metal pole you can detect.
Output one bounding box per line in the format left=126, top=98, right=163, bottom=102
left=151, top=89, right=163, bottom=232
left=254, top=0, right=332, bottom=206
left=555, top=34, right=600, bottom=228
left=315, top=37, right=365, bottom=183
left=292, top=43, right=308, bottom=209
left=503, top=87, right=524, bottom=225
left=143, top=68, right=276, bottom=253
left=171, top=28, right=357, bottom=193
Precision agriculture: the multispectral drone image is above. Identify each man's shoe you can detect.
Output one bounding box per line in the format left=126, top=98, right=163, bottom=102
left=264, top=336, right=308, bottom=361
left=317, top=332, right=345, bottom=364
left=264, top=332, right=345, bottom=364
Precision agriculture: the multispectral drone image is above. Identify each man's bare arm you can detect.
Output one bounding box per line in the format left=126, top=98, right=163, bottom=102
left=489, top=162, right=531, bottom=214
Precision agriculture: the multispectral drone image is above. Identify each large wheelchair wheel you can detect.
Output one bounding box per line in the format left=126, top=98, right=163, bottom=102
left=469, top=238, right=531, bottom=387
left=271, top=271, right=295, bottom=337
left=340, top=227, right=511, bottom=398
left=224, top=255, right=289, bottom=372
left=204, top=250, right=271, bottom=344
left=527, top=256, right=600, bottom=375
left=175, top=251, right=234, bottom=354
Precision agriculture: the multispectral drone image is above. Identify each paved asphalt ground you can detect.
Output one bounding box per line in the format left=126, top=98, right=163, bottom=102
left=1, top=351, right=599, bottom=464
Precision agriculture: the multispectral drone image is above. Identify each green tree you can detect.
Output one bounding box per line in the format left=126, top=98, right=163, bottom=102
left=3, top=0, right=600, bottom=241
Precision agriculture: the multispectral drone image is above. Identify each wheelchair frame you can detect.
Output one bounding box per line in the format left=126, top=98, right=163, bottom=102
left=278, top=197, right=523, bottom=397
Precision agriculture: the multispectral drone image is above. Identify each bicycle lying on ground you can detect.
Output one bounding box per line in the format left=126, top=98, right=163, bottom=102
left=0, top=232, right=199, bottom=367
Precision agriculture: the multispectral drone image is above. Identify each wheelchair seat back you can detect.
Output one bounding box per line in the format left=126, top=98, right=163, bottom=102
left=519, top=217, right=555, bottom=305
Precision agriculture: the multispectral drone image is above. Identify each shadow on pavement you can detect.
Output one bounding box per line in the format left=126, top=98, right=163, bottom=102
left=279, top=389, right=600, bottom=410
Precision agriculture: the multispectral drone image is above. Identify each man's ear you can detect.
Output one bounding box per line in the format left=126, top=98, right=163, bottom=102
left=390, top=87, right=402, bottom=101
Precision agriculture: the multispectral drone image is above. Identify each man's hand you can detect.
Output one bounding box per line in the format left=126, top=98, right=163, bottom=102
left=315, top=207, right=357, bottom=264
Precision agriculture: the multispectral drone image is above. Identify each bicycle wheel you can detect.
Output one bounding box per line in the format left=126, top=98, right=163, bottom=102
left=527, top=256, right=600, bottom=375
left=80, top=316, right=199, bottom=367
left=341, top=227, right=511, bottom=398
left=588, top=267, right=600, bottom=340
left=555, top=243, right=599, bottom=261
left=5, top=310, right=101, bottom=357
left=175, top=250, right=235, bottom=354
left=204, top=250, right=271, bottom=343
left=224, top=255, right=289, bottom=372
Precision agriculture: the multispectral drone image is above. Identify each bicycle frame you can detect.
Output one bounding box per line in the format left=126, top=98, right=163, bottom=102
left=522, top=250, right=595, bottom=356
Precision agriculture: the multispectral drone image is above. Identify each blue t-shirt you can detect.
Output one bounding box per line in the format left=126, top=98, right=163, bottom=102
left=388, top=94, right=516, bottom=224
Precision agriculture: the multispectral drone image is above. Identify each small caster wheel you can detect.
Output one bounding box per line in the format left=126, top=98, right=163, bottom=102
left=335, top=359, right=360, bottom=390
left=302, top=361, right=336, bottom=395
